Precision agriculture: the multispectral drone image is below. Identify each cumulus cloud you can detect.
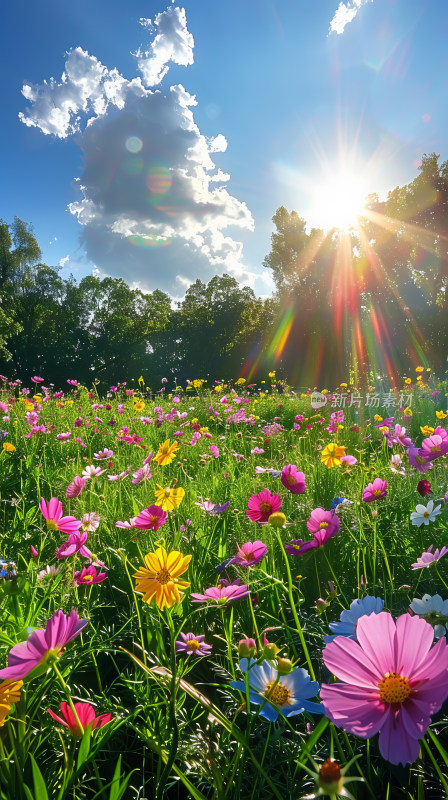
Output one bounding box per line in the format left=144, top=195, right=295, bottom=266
left=135, top=6, right=194, bottom=86
left=329, top=0, right=374, bottom=35
left=18, top=6, right=255, bottom=295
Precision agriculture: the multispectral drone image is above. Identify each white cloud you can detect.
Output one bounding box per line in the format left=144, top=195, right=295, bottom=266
left=134, top=6, right=194, bottom=87
left=58, top=255, right=69, bottom=267
left=18, top=6, right=255, bottom=295
left=329, top=0, right=373, bottom=35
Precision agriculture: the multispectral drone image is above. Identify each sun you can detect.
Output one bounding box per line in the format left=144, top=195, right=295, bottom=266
left=309, top=170, right=369, bottom=231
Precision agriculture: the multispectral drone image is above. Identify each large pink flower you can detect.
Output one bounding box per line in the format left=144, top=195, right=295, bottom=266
left=307, top=508, right=340, bottom=537
left=134, top=505, right=167, bottom=531
left=230, top=541, right=267, bottom=567
left=56, top=531, right=93, bottom=560
left=246, top=489, right=282, bottom=523
left=321, top=612, right=448, bottom=766
left=0, top=610, right=88, bottom=681
left=48, top=701, right=112, bottom=738
left=421, top=435, right=448, bottom=461
left=363, top=478, right=388, bottom=503
left=281, top=464, right=306, bottom=495
left=40, top=498, right=81, bottom=534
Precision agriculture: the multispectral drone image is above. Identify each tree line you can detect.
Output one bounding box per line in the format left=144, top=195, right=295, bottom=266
left=1, top=153, right=447, bottom=388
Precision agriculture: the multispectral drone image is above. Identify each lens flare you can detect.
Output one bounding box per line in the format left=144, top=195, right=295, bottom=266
left=146, top=166, right=172, bottom=195
left=128, top=234, right=172, bottom=248
left=125, top=136, right=143, bottom=153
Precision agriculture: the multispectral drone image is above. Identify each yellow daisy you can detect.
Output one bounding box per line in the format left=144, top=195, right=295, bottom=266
left=321, top=443, right=346, bottom=468
left=153, top=439, right=179, bottom=466
left=154, top=484, right=185, bottom=511
left=0, top=679, right=23, bottom=727
left=436, top=410, right=448, bottom=419
left=415, top=366, right=424, bottom=373
left=134, top=401, right=145, bottom=412
left=420, top=426, right=434, bottom=436
left=133, top=547, right=191, bottom=611
left=2, top=443, right=16, bottom=453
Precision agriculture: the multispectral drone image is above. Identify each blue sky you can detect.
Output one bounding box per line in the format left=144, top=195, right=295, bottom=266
left=1, top=0, right=446, bottom=297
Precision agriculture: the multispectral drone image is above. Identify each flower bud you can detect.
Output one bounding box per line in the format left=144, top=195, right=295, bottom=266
left=268, top=512, right=286, bottom=528
left=238, top=638, right=257, bottom=659
left=417, top=479, right=432, bottom=497
left=276, top=657, right=293, bottom=675
left=317, top=760, right=343, bottom=795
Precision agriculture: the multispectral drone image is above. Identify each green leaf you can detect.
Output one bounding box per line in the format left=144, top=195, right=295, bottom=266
left=30, top=754, right=48, bottom=800
left=76, top=725, right=92, bottom=771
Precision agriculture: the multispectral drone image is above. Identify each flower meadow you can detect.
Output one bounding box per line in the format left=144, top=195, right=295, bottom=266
left=1, top=373, right=448, bottom=799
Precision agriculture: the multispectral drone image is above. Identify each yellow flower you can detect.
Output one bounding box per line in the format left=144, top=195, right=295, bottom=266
left=404, top=378, right=412, bottom=385
left=420, top=426, right=434, bottom=436
left=65, top=400, right=73, bottom=407
left=2, top=443, right=15, bottom=453
left=321, top=443, right=346, bottom=468
left=0, top=680, right=22, bottom=727
left=133, top=547, right=191, bottom=611
left=25, top=402, right=34, bottom=411
left=199, top=427, right=209, bottom=434
left=436, top=410, right=448, bottom=419
left=340, top=383, right=347, bottom=388
left=268, top=371, right=276, bottom=378
left=236, top=378, right=246, bottom=384
left=138, top=376, right=145, bottom=385
left=154, top=484, right=185, bottom=511
left=191, top=418, right=198, bottom=424
left=426, top=368, right=431, bottom=372
left=134, top=401, right=145, bottom=412
left=214, top=385, right=223, bottom=393
left=403, top=407, right=412, bottom=416
left=153, top=439, right=179, bottom=466
left=416, top=366, right=424, bottom=373
left=259, top=392, right=265, bottom=398
left=33, top=394, right=42, bottom=402
left=368, top=386, right=375, bottom=392
left=192, top=379, right=205, bottom=389
left=374, top=415, right=383, bottom=423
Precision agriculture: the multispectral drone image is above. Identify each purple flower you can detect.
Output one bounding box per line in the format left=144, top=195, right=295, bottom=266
left=285, top=508, right=340, bottom=556
left=230, top=541, right=267, bottom=567
left=363, top=478, right=388, bottom=502
left=191, top=580, right=249, bottom=605
left=0, top=610, right=88, bottom=680
left=175, top=632, right=212, bottom=656
left=407, top=447, right=433, bottom=473
left=56, top=532, right=93, bottom=560
left=411, top=545, right=448, bottom=570
left=281, top=464, right=306, bottom=495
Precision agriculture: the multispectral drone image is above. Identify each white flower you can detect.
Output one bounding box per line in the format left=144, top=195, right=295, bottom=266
left=82, top=465, right=107, bottom=479
left=81, top=512, right=101, bottom=532
left=410, top=594, right=448, bottom=638
left=410, top=499, right=442, bottom=527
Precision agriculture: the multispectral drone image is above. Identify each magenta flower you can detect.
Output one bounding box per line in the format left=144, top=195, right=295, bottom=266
left=340, top=454, right=357, bottom=465
left=66, top=474, right=82, bottom=495
left=56, top=531, right=93, bottom=560
left=74, top=565, right=107, bottom=585
left=246, top=489, right=282, bottom=523
left=321, top=612, right=448, bottom=766
left=406, top=447, right=433, bottom=473
left=175, top=632, right=212, bottom=656
left=31, top=376, right=44, bottom=383
left=0, top=610, right=88, bottom=681
left=94, top=449, right=113, bottom=460
left=191, top=579, right=249, bottom=605
left=280, top=464, right=306, bottom=495
left=48, top=701, right=112, bottom=738
left=230, top=541, right=267, bottom=567
left=363, top=478, right=388, bottom=503
left=411, top=545, right=448, bottom=570
left=421, top=435, right=448, bottom=461
left=417, top=479, right=433, bottom=497
left=134, top=505, right=167, bottom=531
left=40, top=498, right=81, bottom=534
left=285, top=508, right=341, bottom=556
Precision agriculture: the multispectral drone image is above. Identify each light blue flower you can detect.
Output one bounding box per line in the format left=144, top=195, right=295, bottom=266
left=230, top=658, right=322, bottom=722
left=410, top=594, right=448, bottom=638
left=324, top=596, right=384, bottom=643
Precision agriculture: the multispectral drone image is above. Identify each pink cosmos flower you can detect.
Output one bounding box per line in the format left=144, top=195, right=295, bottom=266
left=56, top=531, right=93, bottom=560
left=321, top=612, right=448, bottom=766
left=175, top=632, right=212, bottom=657
left=340, top=455, right=357, bottom=466
left=81, top=513, right=101, bottom=533
left=94, top=449, right=113, bottom=460
left=411, top=545, right=448, bottom=570
left=74, top=566, right=107, bottom=585
left=421, top=435, right=448, bottom=461
left=81, top=465, right=107, bottom=479
left=406, top=447, right=433, bottom=473
left=108, top=467, right=132, bottom=481
left=230, top=541, right=267, bottom=567
left=31, top=376, right=44, bottom=383
left=246, top=489, right=282, bottom=523
left=285, top=509, right=341, bottom=556
left=363, top=478, right=388, bottom=503
left=209, top=445, right=220, bottom=458
left=131, top=464, right=152, bottom=485
left=191, top=579, right=249, bottom=605
left=280, top=464, right=306, bottom=495
left=57, top=432, right=72, bottom=441
left=115, top=518, right=138, bottom=529
left=134, top=505, right=167, bottom=531
left=66, top=476, right=86, bottom=499
left=48, top=701, right=112, bottom=738
left=40, top=498, right=81, bottom=534
left=0, top=610, right=87, bottom=680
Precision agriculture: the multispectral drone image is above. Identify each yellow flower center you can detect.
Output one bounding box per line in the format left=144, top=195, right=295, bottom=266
left=82, top=575, right=94, bottom=583
left=46, top=520, right=58, bottom=531
left=264, top=681, right=291, bottom=706
left=156, top=568, right=172, bottom=585
left=423, top=512, right=430, bottom=518
left=373, top=489, right=382, bottom=497
left=259, top=502, right=272, bottom=513
left=430, top=446, right=441, bottom=453
left=416, top=456, right=426, bottom=465
left=150, top=516, right=159, bottom=526
left=286, top=475, right=297, bottom=486
left=319, top=522, right=329, bottom=530
left=378, top=672, right=411, bottom=704
left=187, top=640, right=201, bottom=652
